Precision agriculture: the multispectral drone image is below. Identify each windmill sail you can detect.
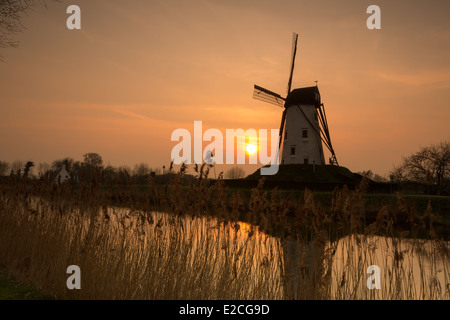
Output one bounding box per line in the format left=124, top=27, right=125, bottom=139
left=278, top=109, right=287, bottom=161
left=253, top=85, right=285, bottom=108
left=287, top=33, right=298, bottom=95
left=317, top=104, right=339, bottom=165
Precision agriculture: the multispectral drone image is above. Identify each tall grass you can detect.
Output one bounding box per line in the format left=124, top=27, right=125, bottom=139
left=330, top=234, right=448, bottom=299
left=0, top=170, right=448, bottom=300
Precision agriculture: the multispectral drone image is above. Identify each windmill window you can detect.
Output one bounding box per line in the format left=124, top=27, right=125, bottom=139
left=303, top=157, right=309, bottom=164
left=302, top=129, right=308, bottom=139
left=290, top=146, right=296, bottom=156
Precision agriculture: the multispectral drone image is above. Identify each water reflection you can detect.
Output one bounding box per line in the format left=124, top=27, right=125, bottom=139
left=27, top=197, right=449, bottom=300
left=330, top=234, right=449, bottom=300
left=110, top=208, right=450, bottom=299
left=101, top=207, right=449, bottom=300
left=104, top=207, right=286, bottom=299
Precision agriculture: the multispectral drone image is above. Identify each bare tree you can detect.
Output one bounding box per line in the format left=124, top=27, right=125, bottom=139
left=0, top=160, right=9, bottom=176
left=133, top=163, right=151, bottom=176
left=225, top=166, right=246, bottom=179
left=37, top=161, right=51, bottom=176
left=390, top=141, right=449, bottom=193
left=83, top=153, right=103, bottom=169
left=10, top=160, right=24, bottom=172
left=0, top=0, right=35, bottom=59
left=52, top=157, right=75, bottom=171
left=0, top=1, right=61, bottom=60
left=357, top=170, right=388, bottom=182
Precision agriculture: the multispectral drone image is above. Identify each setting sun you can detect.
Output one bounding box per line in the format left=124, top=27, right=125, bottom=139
left=246, top=144, right=257, bottom=155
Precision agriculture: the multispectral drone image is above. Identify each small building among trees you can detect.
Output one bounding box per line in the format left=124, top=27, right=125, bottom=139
left=52, top=164, right=70, bottom=184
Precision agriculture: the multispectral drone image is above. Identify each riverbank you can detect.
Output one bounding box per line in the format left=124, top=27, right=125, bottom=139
left=0, top=271, right=50, bottom=300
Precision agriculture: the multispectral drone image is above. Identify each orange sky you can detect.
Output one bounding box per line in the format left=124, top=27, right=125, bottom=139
left=1, top=0, right=449, bottom=177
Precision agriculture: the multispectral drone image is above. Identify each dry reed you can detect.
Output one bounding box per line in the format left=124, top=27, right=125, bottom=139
left=0, top=171, right=448, bottom=300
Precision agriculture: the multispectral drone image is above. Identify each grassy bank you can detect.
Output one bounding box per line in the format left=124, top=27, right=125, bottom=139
left=0, top=271, right=50, bottom=300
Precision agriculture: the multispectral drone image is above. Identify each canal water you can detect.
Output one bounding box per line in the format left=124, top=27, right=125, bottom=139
left=104, top=207, right=448, bottom=300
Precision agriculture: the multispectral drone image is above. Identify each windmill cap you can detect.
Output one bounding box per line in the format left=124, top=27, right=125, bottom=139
left=285, top=86, right=321, bottom=107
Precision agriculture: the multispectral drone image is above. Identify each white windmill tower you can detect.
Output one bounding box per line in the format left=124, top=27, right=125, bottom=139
left=253, top=33, right=338, bottom=166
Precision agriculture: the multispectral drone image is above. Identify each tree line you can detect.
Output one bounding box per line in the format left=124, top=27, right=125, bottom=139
left=390, top=141, right=449, bottom=195
left=0, top=142, right=448, bottom=194
left=0, top=153, right=163, bottom=185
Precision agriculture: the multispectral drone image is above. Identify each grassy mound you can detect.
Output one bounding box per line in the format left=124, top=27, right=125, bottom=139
left=246, top=164, right=363, bottom=183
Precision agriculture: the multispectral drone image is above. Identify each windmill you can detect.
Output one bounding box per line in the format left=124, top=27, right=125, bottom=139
left=253, top=33, right=338, bottom=166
